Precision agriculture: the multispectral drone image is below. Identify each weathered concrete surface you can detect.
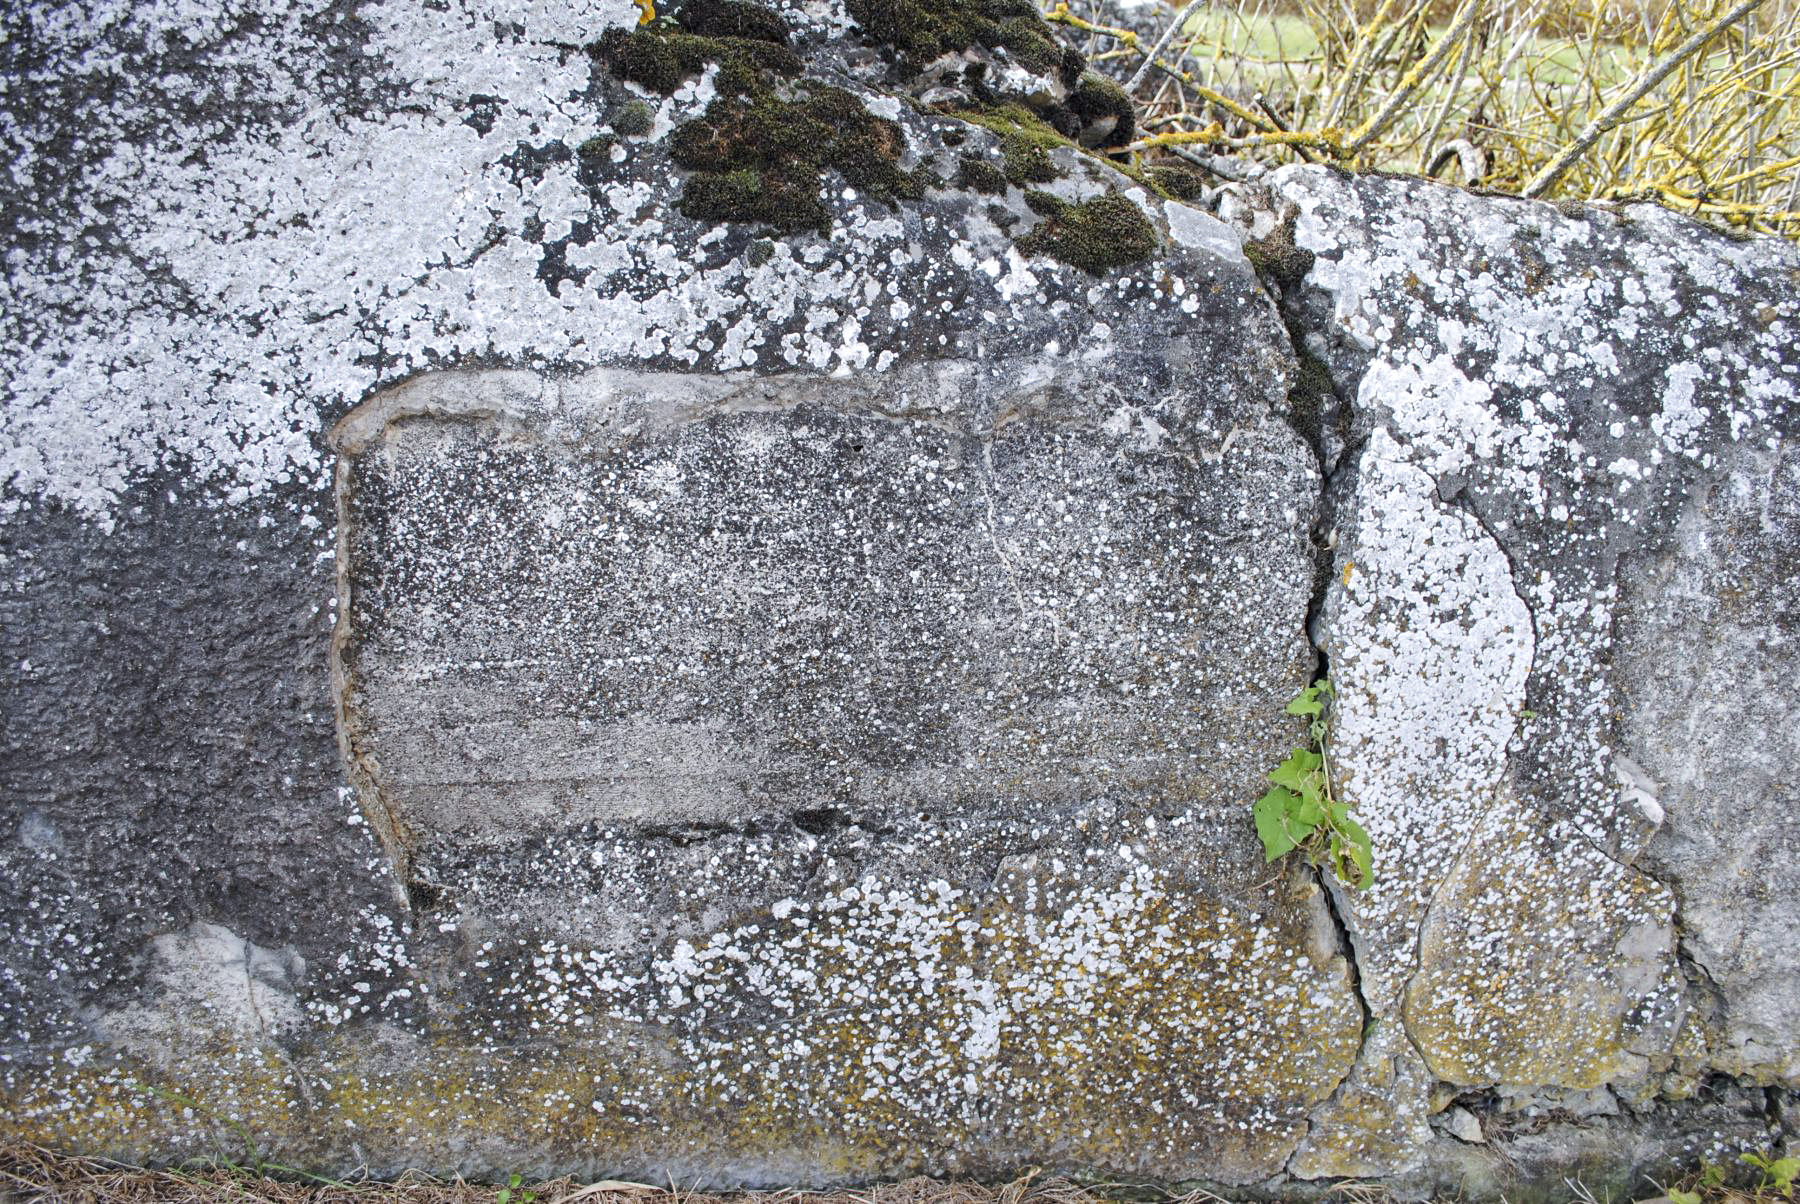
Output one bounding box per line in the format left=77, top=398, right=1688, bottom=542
left=1, top=0, right=1367, bottom=1187
left=3, top=0, right=1799, bottom=1194
left=319, top=349, right=1357, bottom=1182
left=1220, top=165, right=1800, bottom=1185
left=1618, top=441, right=1800, bottom=1086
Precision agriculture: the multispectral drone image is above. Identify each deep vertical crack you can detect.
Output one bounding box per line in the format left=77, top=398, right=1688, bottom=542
left=1315, top=865, right=1373, bottom=1043
left=1238, top=197, right=1381, bottom=1121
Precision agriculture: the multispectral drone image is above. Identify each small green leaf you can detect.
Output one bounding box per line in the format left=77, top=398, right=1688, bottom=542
left=1269, top=748, right=1322, bottom=790
left=1346, top=832, right=1374, bottom=887
left=1255, top=788, right=1302, bottom=860
left=499, top=1191, right=512, bottom=1204
left=1292, top=792, right=1326, bottom=828
left=1667, top=1190, right=1701, bottom=1204
left=509, top=1175, right=524, bottom=1189
left=1286, top=687, right=1324, bottom=718
left=1768, top=1157, right=1799, bottom=1193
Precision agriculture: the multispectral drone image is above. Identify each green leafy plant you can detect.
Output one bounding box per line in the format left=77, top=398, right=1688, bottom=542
left=497, top=1173, right=539, bottom=1204
left=1741, top=1152, right=1799, bottom=1199
left=1253, top=679, right=1374, bottom=888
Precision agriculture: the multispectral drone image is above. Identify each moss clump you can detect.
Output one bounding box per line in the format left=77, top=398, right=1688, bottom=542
left=1285, top=338, right=1337, bottom=448
left=846, top=0, right=1078, bottom=79
left=672, top=80, right=933, bottom=234
left=577, top=134, right=616, bottom=161
left=955, top=104, right=1072, bottom=185
left=677, top=0, right=791, bottom=44
left=1243, top=209, right=1315, bottom=286
left=589, top=24, right=799, bottom=95
left=1149, top=165, right=1209, bottom=201
left=1067, top=71, right=1134, bottom=149
left=1016, top=189, right=1158, bottom=275
left=957, top=155, right=1010, bottom=195
left=611, top=99, right=656, bottom=137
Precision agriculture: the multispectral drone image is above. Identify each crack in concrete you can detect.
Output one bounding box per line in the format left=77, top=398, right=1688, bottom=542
left=1235, top=210, right=1387, bottom=1163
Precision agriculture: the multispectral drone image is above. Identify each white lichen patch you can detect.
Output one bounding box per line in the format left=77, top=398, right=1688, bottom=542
left=1249, top=165, right=1800, bottom=1140
left=1, top=0, right=1258, bottom=527
left=1322, top=429, right=1534, bottom=1011
left=95, top=922, right=308, bottom=1055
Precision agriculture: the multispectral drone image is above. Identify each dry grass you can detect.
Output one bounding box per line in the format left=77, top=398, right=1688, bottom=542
left=8, top=1140, right=1796, bottom=1204
left=1049, top=0, right=1800, bottom=237
left=0, top=1142, right=1158, bottom=1204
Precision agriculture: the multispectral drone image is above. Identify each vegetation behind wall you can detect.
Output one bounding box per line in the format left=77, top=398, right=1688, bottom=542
left=1051, top=0, right=1800, bottom=237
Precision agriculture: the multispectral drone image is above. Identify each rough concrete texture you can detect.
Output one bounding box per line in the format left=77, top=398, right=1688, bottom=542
left=1218, top=165, right=1799, bottom=1183
left=2, top=0, right=1798, bottom=1195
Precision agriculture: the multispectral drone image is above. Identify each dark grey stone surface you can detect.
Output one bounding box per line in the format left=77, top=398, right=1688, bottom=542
left=3, top=0, right=1798, bottom=1193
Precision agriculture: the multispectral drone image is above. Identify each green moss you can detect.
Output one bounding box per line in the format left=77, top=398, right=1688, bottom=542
left=672, top=80, right=933, bottom=234
left=611, top=100, right=655, bottom=137
left=589, top=24, right=799, bottom=95
left=1286, top=339, right=1336, bottom=448
left=955, top=104, right=1072, bottom=186
left=845, top=0, right=1076, bottom=78
left=745, top=238, right=777, bottom=266
left=1243, top=209, right=1315, bottom=286
left=957, top=155, right=1010, bottom=195
left=591, top=11, right=931, bottom=237
left=1015, top=189, right=1158, bottom=275
left=1149, top=165, right=1209, bottom=201
left=577, top=134, right=616, bottom=161
left=677, top=0, right=791, bottom=43
left=1067, top=71, right=1134, bottom=149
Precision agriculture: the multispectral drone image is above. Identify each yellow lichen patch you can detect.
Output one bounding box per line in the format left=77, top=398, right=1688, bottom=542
left=1286, top=1023, right=1435, bottom=1179
left=1, top=1045, right=305, bottom=1167
left=1402, top=805, right=1683, bottom=1089
left=978, top=858, right=1362, bottom=1182
left=2, top=852, right=1362, bottom=1184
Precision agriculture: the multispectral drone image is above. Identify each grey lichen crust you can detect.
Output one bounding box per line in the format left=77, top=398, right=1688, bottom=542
left=323, top=351, right=1349, bottom=1183
left=3, top=0, right=1800, bottom=1194
left=1221, top=166, right=1800, bottom=1184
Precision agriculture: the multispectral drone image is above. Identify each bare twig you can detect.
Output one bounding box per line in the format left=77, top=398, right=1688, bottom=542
left=1346, top=0, right=1487, bottom=155
left=1125, top=0, right=1209, bottom=94
left=1523, top=0, right=1770, bottom=196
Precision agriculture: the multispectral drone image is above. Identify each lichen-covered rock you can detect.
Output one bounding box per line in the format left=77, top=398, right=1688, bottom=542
left=4, top=0, right=1799, bottom=1193
left=1222, top=165, right=1799, bottom=1183
left=0, top=0, right=1371, bottom=1187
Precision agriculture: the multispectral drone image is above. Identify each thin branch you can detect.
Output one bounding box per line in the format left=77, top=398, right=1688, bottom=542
left=1346, top=0, right=1487, bottom=155
left=1522, top=0, right=1770, bottom=198
left=1416, top=6, right=1483, bottom=169
left=1125, top=0, right=1209, bottom=94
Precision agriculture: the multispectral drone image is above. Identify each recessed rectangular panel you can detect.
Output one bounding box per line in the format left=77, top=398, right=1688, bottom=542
left=335, top=370, right=1312, bottom=855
